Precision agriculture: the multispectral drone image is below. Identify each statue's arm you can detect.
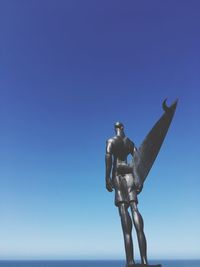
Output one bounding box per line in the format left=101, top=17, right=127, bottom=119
left=130, top=141, right=137, bottom=157
left=131, top=142, right=143, bottom=194
left=105, top=139, right=113, bottom=192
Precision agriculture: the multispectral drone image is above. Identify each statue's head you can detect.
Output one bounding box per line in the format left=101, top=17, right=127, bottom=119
left=114, top=121, right=124, bottom=135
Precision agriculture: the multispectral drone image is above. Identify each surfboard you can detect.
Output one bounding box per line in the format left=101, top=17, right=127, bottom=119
left=132, top=99, right=178, bottom=186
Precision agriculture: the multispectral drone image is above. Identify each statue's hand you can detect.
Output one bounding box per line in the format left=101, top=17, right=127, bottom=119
left=106, top=178, right=113, bottom=192
left=136, top=183, right=143, bottom=194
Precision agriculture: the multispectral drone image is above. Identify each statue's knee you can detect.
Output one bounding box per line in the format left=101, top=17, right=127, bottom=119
left=118, top=203, right=126, bottom=217
left=130, top=201, right=138, bottom=212
left=118, top=204, right=132, bottom=232
left=130, top=203, right=144, bottom=231
left=118, top=203, right=129, bottom=217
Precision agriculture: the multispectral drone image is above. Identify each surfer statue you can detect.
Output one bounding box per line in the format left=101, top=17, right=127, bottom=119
left=105, top=99, right=178, bottom=267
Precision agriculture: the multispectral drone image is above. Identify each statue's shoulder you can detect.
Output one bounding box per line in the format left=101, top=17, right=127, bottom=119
left=125, top=136, right=135, bottom=148
left=107, top=135, right=121, bottom=146
left=106, top=137, right=115, bottom=144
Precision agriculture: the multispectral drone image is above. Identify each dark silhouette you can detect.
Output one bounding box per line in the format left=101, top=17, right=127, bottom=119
left=105, top=100, right=178, bottom=267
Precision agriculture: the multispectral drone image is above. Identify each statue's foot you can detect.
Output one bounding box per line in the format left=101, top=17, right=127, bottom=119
left=126, top=260, right=162, bottom=267
left=128, top=264, right=161, bottom=267
left=126, top=262, right=135, bottom=267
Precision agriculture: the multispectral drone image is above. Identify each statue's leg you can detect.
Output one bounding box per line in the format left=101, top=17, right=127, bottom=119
left=130, top=201, right=148, bottom=265
left=118, top=202, right=135, bottom=266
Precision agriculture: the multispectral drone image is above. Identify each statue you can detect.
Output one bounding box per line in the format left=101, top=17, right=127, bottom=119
left=105, top=99, right=178, bottom=267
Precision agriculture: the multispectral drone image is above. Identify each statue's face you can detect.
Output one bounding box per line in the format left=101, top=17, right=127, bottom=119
left=115, top=127, right=124, bottom=134
left=114, top=122, right=124, bottom=135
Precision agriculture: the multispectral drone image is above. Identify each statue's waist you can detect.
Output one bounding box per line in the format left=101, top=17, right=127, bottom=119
left=115, top=163, right=133, bottom=174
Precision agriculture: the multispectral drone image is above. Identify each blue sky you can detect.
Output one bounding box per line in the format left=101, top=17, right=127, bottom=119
left=0, top=0, right=200, bottom=260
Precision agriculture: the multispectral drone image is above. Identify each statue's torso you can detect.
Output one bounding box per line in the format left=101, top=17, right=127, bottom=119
left=109, top=135, right=134, bottom=177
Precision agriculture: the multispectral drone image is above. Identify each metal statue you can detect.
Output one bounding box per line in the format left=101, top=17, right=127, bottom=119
left=105, top=99, right=178, bottom=267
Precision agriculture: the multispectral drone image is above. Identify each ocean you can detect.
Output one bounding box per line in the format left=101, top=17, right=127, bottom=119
left=0, top=260, right=199, bottom=267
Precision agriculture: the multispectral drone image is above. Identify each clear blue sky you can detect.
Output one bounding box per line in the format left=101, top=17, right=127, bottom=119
left=0, top=0, right=200, bottom=260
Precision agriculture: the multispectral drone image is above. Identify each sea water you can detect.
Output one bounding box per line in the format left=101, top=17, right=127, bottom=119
left=0, top=260, right=199, bottom=267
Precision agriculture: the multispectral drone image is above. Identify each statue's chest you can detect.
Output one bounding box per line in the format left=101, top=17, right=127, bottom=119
left=113, top=138, right=131, bottom=156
